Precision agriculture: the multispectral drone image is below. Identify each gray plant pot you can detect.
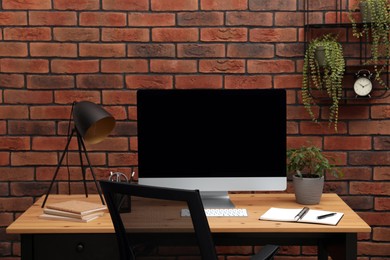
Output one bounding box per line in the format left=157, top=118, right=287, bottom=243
left=315, top=46, right=326, bottom=67
left=292, top=175, right=324, bottom=205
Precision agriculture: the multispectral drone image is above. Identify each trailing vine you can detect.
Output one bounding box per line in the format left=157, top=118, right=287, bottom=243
left=302, top=34, right=345, bottom=132
left=348, top=0, right=390, bottom=89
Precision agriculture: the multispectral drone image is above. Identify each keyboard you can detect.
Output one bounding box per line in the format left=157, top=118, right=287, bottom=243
left=181, top=208, right=248, bottom=217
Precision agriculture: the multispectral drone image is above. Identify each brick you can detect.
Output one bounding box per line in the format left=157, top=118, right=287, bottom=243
left=29, top=11, right=77, bottom=26
left=53, top=0, right=99, bottom=10
left=150, top=60, right=197, bottom=73
left=27, top=75, right=74, bottom=89
left=374, top=137, right=390, bottom=150
left=0, top=43, right=27, bottom=57
left=32, top=136, right=73, bottom=151
left=341, top=196, right=373, bottom=210
left=101, top=59, right=148, bottom=73
left=350, top=152, right=390, bottom=166
left=127, top=44, right=175, bottom=58
left=274, top=75, right=302, bottom=89
left=11, top=182, right=49, bottom=196
left=54, top=28, right=99, bottom=42
left=178, top=44, right=225, bottom=58
left=323, top=181, right=348, bottom=194
left=128, top=13, right=175, bottom=27
left=30, top=106, right=72, bottom=119
left=80, top=12, right=126, bottom=27
left=0, top=152, right=10, bottom=166
left=175, top=75, right=223, bottom=89
left=287, top=136, right=322, bottom=149
left=0, top=74, right=24, bottom=88
left=4, top=27, right=51, bottom=41
left=54, top=90, right=101, bottom=104
left=299, top=121, right=348, bottom=134
left=3, top=0, right=51, bottom=9
left=178, top=12, right=224, bottom=26
left=8, top=120, right=55, bottom=135
left=350, top=182, right=390, bottom=195
left=125, top=75, right=173, bottom=89
left=80, top=43, right=126, bottom=57
left=277, top=43, right=305, bottom=57
left=0, top=59, right=48, bottom=73
left=51, top=60, right=99, bottom=74
left=130, top=136, right=138, bottom=150
left=108, top=153, right=138, bottom=166
left=333, top=167, right=372, bottom=181
left=105, top=106, right=127, bottom=121
left=113, top=122, right=138, bottom=136
left=4, top=90, right=52, bottom=104
left=275, top=12, right=304, bottom=26
left=350, top=121, right=390, bottom=135
left=0, top=106, right=28, bottom=119
left=153, top=28, right=199, bottom=42
left=358, top=242, right=390, bottom=256
left=248, top=60, right=295, bottom=73
left=375, top=197, right=390, bottom=211
left=0, top=137, right=30, bottom=151
left=103, top=0, right=148, bottom=10
left=225, top=75, right=272, bottom=89
left=201, top=28, right=247, bottom=42
left=250, top=0, right=297, bottom=10
left=151, top=0, right=197, bottom=11
left=371, top=105, right=390, bottom=119
left=200, top=59, right=245, bottom=73
left=226, top=12, right=273, bottom=26
left=373, top=228, right=390, bottom=241
left=227, top=43, right=274, bottom=58
left=287, top=106, right=319, bottom=120
left=76, top=75, right=124, bottom=89
left=324, top=136, right=371, bottom=150
left=0, top=197, right=33, bottom=212
left=12, top=152, right=57, bottom=166
left=374, top=167, right=390, bottom=180
left=30, top=43, right=77, bottom=57
left=84, top=137, right=129, bottom=151
left=250, top=28, right=297, bottom=42
left=201, top=0, right=247, bottom=10
left=0, top=12, right=27, bottom=26
left=103, top=90, right=137, bottom=105
left=102, top=28, right=149, bottom=42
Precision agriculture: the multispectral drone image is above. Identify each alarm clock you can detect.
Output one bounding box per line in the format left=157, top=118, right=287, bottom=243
left=353, top=69, right=373, bottom=97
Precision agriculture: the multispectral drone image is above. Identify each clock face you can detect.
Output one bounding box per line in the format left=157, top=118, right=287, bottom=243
left=353, top=77, right=372, bottom=96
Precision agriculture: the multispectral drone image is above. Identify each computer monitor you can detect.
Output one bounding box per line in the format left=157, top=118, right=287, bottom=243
left=137, top=89, right=286, bottom=208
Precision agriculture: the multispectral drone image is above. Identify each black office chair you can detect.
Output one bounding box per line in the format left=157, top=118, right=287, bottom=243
left=100, top=180, right=279, bottom=260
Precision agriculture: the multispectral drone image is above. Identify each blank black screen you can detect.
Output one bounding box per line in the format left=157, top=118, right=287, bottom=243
left=137, top=89, right=286, bottom=178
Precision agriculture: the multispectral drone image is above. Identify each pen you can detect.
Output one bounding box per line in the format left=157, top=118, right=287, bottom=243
left=317, top=213, right=336, bottom=219
left=294, top=207, right=309, bottom=221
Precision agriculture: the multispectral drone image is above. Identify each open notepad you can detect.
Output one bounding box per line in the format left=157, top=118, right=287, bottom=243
left=259, top=207, right=344, bottom=225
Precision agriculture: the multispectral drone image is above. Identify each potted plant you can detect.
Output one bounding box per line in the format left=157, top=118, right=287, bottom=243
left=287, top=146, right=342, bottom=205
left=302, top=34, right=345, bottom=132
left=348, top=0, right=390, bottom=88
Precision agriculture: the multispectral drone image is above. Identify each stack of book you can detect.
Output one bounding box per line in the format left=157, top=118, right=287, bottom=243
left=40, top=200, right=107, bottom=222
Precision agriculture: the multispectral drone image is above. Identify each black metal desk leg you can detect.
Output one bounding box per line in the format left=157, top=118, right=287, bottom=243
left=21, top=235, right=33, bottom=260
left=318, top=240, right=328, bottom=260
left=345, top=233, right=357, bottom=260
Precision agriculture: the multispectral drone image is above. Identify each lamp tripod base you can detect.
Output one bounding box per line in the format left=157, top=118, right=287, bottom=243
left=41, top=128, right=105, bottom=208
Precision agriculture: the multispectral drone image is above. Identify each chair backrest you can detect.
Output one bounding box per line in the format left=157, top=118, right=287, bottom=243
left=100, top=180, right=218, bottom=260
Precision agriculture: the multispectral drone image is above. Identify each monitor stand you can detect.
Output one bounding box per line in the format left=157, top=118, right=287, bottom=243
left=200, top=191, right=235, bottom=209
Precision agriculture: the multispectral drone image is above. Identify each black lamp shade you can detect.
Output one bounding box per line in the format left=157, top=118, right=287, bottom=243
left=73, top=101, right=116, bottom=144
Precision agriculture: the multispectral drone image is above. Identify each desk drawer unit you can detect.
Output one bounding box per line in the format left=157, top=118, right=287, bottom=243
left=23, top=234, right=119, bottom=260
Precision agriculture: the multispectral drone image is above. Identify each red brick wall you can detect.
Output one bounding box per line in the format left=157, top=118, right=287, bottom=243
left=1, top=0, right=389, bottom=258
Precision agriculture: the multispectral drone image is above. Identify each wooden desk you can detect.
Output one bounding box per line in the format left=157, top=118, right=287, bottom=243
left=7, top=193, right=370, bottom=260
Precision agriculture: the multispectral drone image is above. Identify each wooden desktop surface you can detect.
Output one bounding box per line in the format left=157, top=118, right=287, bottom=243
left=7, top=193, right=370, bottom=235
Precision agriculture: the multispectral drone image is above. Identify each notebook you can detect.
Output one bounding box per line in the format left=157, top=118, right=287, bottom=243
left=259, top=207, right=344, bottom=225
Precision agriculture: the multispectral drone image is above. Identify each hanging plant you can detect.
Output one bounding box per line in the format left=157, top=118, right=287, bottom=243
left=302, top=34, right=345, bottom=132
left=348, top=0, right=390, bottom=88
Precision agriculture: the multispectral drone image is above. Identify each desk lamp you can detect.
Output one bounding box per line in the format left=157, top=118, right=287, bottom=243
left=42, top=101, right=116, bottom=208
